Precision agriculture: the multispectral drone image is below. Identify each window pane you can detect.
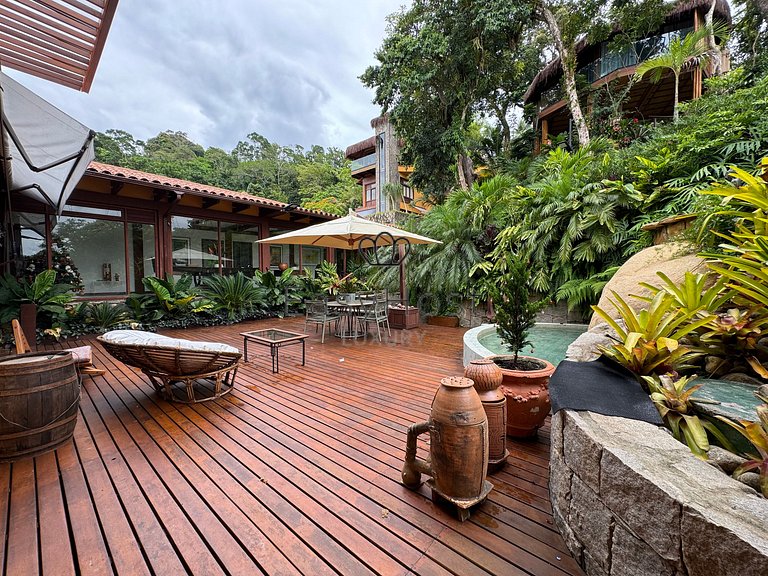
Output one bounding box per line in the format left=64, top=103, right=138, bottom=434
left=52, top=216, right=126, bottom=295
left=128, top=223, right=155, bottom=293
left=221, top=222, right=259, bottom=276
left=171, top=216, right=219, bottom=285
left=12, top=212, right=48, bottom=282
left=268, top=228, right=298, bottom=272
left=301, top=246, right=323, bottom=276
left=63, top=204, right=122, bottom=218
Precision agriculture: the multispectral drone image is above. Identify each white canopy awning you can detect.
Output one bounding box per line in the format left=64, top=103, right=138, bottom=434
left=1, top=72, right=95, bottom=214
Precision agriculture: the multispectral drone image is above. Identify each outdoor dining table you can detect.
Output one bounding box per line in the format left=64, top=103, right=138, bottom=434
left=327, top=299, right=373, bottom=339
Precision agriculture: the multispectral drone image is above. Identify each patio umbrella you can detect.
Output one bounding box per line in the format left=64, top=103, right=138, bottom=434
left=257, top=209, right=440, bottom=250
left=258, top=209, right=440, bottom=304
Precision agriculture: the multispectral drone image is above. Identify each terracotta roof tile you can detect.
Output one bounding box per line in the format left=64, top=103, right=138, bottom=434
left=86, top=161, right=334, bottom=219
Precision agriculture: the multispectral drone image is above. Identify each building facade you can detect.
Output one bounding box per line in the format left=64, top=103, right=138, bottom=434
left=8, top=162, right=334, bottom=299
left=523, top=0, right=731, bottom=150
left=345, top=116, right=425, bottom=218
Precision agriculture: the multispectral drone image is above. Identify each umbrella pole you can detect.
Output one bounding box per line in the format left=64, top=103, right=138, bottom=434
left=399, top=244, right=407, bottom=306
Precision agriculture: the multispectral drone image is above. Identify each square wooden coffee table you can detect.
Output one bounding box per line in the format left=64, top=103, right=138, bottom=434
left=240, top=329, right=308, bottom=373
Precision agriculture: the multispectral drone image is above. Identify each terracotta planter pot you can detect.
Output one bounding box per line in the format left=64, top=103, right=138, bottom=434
left=427, top=315, right=460, bottom=328
left=488, top=355, right=555, bottom=438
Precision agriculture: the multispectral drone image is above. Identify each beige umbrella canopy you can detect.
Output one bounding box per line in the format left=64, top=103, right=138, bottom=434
left=257, top=209, right=440, bottom=250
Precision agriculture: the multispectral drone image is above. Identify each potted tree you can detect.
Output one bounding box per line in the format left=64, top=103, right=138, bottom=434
left=486, top=255, right=554, bottom=438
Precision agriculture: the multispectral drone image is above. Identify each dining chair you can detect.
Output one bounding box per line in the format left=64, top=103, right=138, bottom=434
left=304, top=299, right=340, bottom=343
left=358, top=292, right=391, bottom=341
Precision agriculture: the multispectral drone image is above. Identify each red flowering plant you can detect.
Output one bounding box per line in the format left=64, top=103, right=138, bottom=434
left=596, top=116, right=647, bottom=148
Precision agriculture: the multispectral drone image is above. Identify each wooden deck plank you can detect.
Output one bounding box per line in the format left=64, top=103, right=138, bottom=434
left=0, top=466, right=10, bottom=573
left=0, top=318, right=584, bottom=576
left=35, top=451, right=75, bottom=576
left=5, top=458, right=38, bottom=576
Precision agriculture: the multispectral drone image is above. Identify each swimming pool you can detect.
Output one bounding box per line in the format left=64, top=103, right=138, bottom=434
left=463, top=323, right=587, bottom=367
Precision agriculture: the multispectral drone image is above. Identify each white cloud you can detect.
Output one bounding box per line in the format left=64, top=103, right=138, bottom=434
left=5, top=0, right=405, bottom=152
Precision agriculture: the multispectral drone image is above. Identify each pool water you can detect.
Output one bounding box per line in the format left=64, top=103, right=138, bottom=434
left=478, top=324, right=587, bottom=366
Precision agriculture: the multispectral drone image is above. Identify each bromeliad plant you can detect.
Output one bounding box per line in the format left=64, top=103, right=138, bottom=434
left=718, top=390, right=768, bottom=497
left=592, top=290, right=714, bottom=379
left=643, top=374, right=733, bottom=460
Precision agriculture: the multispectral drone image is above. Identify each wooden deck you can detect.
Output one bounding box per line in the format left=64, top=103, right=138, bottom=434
left=0, top=317, right=584, bottom=576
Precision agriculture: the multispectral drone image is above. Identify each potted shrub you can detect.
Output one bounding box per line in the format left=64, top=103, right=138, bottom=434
left=485, top=255, right=554, bottom=438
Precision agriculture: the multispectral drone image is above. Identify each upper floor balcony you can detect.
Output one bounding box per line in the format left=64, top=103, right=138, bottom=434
left=350, top=152, right=376, bottom=173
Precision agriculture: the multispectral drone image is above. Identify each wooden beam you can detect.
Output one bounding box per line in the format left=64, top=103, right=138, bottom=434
left=202, top=198, right=220, bottom=209
left=231, top=203, right=250, bottom=214
left=109, top=181, right=123, bottom=195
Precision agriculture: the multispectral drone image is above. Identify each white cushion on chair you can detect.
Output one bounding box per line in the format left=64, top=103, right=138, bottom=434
left=100, top=330, right=239, bottom=354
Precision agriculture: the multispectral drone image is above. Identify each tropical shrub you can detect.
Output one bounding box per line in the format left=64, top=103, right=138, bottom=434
left=592, top=291, right=713, bottom=378
left=494, top=140, right=642, bottom=298
left=86, top=302, right=129, bottom=329
left=0, top=269, right=74, bottom=327
left=643, top=374, right=733, bottom=460
left=253, top=269, right=302, bottom=314
left=201, top=272, right=266, bottom=321
left=133, top=274, right=212, bottom=321
left=718, top=390, right=768, bottom=497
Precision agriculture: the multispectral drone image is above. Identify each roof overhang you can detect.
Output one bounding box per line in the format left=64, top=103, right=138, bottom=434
left=0, top=0, right=120, bottom=92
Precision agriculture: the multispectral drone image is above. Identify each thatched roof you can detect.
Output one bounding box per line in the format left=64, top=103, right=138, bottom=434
left=345, top=135, right=376, bottom=159
left=523, top=0, right=732, bottom=104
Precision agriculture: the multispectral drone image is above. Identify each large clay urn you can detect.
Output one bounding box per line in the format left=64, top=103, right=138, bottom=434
left=402, top=376, right=492, bottom=521
left=464, top=359, right=507, bottom=473
left=489, top=355, right=555, bottom=438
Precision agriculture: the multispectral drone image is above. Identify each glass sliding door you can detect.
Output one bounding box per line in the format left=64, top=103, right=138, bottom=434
left=171, top=216, right=219, bottom=285
left=128, top=223, right=155, bottom=293
left=221, top=222, right=259, bottom=276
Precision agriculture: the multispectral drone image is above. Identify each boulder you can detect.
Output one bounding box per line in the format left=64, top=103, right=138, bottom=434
left=589, top=241, right=707, bottom=329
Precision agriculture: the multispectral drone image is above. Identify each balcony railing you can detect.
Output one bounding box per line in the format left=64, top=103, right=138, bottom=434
left=350, top=152, right=376, bottom=172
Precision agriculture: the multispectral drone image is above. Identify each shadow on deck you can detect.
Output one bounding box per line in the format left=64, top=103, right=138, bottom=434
left=0, top=316, right=583, bottom=576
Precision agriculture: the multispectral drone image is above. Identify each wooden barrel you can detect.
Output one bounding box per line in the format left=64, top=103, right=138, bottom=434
left=0, top=352, right=80, bottom=461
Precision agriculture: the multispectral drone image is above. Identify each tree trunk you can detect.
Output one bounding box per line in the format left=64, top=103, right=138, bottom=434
left=704, top=0, right=722, bottom=76
left=540, top=6, right=590, bottom=146
left=673, top=72, right=680, bottom=122
left=492, top=103, right=511, bottom=152
left=457, top=153, right=474, bottom=191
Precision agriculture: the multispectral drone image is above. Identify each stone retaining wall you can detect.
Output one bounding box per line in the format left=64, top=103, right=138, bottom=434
left=550, top=410, right=768, bottom=576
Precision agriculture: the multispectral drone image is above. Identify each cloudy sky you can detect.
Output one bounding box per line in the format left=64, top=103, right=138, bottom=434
left=7, top=0, right=407, bottom=152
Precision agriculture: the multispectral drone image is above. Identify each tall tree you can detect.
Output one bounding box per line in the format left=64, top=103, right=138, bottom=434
left=532, top=0, right=614, bottom=147
left=361, top=0, right=534, bottom=203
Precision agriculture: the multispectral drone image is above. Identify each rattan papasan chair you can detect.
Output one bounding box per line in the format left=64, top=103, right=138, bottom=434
left=98, top=330, right=242, bottom=403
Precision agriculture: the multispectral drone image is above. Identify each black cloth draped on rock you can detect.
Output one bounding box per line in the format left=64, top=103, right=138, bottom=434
left=549, top=357, right=663, bottom=425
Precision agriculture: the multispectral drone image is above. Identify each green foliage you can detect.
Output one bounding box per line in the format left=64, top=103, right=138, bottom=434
left=592, top=291, right=713, bottom=377
left=555, top=266, right=620, bottom=312
left=484, top=253, right=546, bottom=366
left=315, top=261, right=342, bottom=295
left=644, top=374, right=733, bottom=460
left=253, top=269, right=303, bottom=314
left=493, top=139, right=642, bottom=296
left=85, top=302, right=129, bottom=330
left=0, top=270, right=74, bottom=326
left=361, top=0, right=538, bottom=201
left=718, top=390, right=768, bottom=497
left=94, top=129, right=360, bottom=212
left=201, top=273, right=266, bottom=321
left=138, top=274, right=211, bottom=320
